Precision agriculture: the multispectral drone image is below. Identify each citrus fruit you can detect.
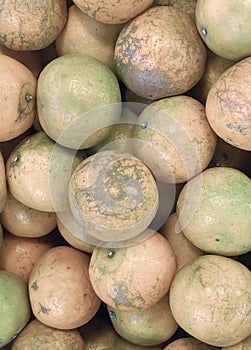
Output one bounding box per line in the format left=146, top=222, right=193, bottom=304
left=0, top=270, right=31, bottom=347
left=55, top=4, right=123, bottom=73
left=0, top=232, right=53, bottom=283
left=153, top=0, right=196, bottom=19
left=176, top=166, right=251, bottom=256
left=195, top=0, right=251, bottom=60
left=163, top=337, right=219, bottom=350
left=169, top=254, right=251, bottom=347
left=69, top=150, right=159, bottom=243
left=37, top=53, right=121, bottom=149
left=0, top=0, right=67, bottom=51
left=107, top=292, right=178, bottom=346
left=0, top=192, right=57, bottom=238
left=0, top=151, right=7, bottom=213
left=10, top=318, right=85, bottom=350
left=206, top=57, right=251, bottom=151
left=0, top=54, right=37, bottom=142
left=72, top=0, right=154, bottom=24
left=28, top=245, right=101, bottom=329
left=222, top=334, right=251, bottom=350
left=133, top=95, right=217, bottom=183
left=160, top=212, right=203, bottom=271
left=89, top=232, right=176, bottom=311
left=114, top=5, right=207, bottom=100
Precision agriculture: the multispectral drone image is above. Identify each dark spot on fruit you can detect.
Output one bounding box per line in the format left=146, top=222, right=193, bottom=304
left=108, top=251, right=115, bottom=258
left=39, top=303, right=49, bottom=314
left=31, top=281, right=39, bottom=291
left=108, top=309, right=117, bottom=321
left=215, top=238, right=220, bottom=242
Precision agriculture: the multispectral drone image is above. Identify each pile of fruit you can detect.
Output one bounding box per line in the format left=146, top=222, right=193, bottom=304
left=0, top=0, right=250, bottom=349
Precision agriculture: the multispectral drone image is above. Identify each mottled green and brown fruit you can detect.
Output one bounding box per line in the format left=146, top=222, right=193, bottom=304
left=56, top=4, right=123, bottom=73
left=169, top=255, right=251, bottom=347
left=0, top=55, right=37, bottom=142
left=89, top=232, right=176, bottom=311
left=115, top=337, right=163, bottom=350
left=0, top=0, right=67, bottom=51
left=163, top=337, right=219, bottom=350
left=133, top=95, right=217, bottom=183
left=153, top=0, right=196, bottom=19
left=0, top=232, right=53, bottom=283
left=189, top=49, right=236, bottom=104
left=195, top=0, right=251, bottom=60
left=114, top=6, right=207, bottom=100
left=0, top=151, right=7, bottom=213
left=29, top=245, right=101, bottom=329
left=222, top=334, right=251, bottom=350
left=107, top=292, right=178, bottom=346
left=10, top=319, right=85, bottom=350
left=206, top=57, right=251, bottom=151
left=160, top=212, right=203, bottom=271
left=177, top=167, right=251, bottom=256
left=69, top=150, right=159, bottom=243
left=73, top=0, right=154, bottom=24
left=0, top=192, right=57, bottom=238
left=37, top=53, right=121, bottom=149
left=0, top=270, right=31, bottom=348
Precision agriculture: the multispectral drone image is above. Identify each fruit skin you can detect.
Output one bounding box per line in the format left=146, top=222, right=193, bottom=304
left=169, top=254, right=251, bottom=347
left=0, top=270, right=31, bottom=348
left=72, top=0, right=154, bottom=24
left=222, top=334, right=251, bottom=350
left=195, top=0, right=251, bottom=60
left=28, top=245, right=101, bottom=329
left=0, top=0, right=67, bottom=51
left=133, top=95, right=217, bottom=183
left=176, top=167, right=251, bottom=256
left=10, top=319, right=86, bottom=350
left=0, top=151, right=7, bottom=213
left=114, top=6, right=207, bottom=100
left=37, top=53, right=121, bottom=149
left=163, top=337, right=219, bottom=350
left=55, top=4, right=123, bottom=73
left=0, top=54, right=37, bottom=142
left=107, top=292, right=178, bottom=346
left=89, top=232, right=176, bottom=311
left=206, top=57, right=251, bottom=151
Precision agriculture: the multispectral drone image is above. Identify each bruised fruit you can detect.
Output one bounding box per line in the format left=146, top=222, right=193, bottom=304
left=0, top=55, right=37, bottom=142
left=89, top=232, right=176, bottom=311
left=0, top=0, right=67, bottom=51
left=0, top=270, right=31, bottom=348
left=10, top=319, right=85, bottom=349
left=176, top=167, right=251, bottom=256
left=72, top=0, right=154, bottom=24
left=206, top=57, right=251, bottom=151
left=114, top=6, right=207, bottom=100
left=29, top=245, right=101, bottom=329
left=169, top=254, right=251, bottom=347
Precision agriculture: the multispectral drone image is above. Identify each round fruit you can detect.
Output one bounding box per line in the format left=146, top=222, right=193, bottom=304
left=169, top=254, right=251, bottom=347
left=69, top=150, right=159, bottom=243
left=0, top=232, right=53, bottom=283
left=115, top=337, right=163, bottom=350
left=0, top=0, right=67, bottom=51
left=10, top=318, right=85, bottom=349
left=163, top=337, right=219, bottom=350
left=133, top=95, right=217, bottom=183
left=107, top=292, right=178, bottom=346
left=72, top=0, right=154, bottom=24
left=195, top=0, right=251, bottom=60
left=0, top=270, right=31, bottom=348
left=55, top=4, right=123, bottom=73
left=222, top=334, right=251, bottom=350
left=89, top=232, right=176, bottom=311
left=160, top=212, right=203, bottom=271
left=29, top=245, right=101, bottom=329
left=114, top=6, right=207, bottom=100
left=176, top=167, right=251, bottom=256
left=0, top=55, right=37, bottom=142
left=0, top=151, right=7, bottom=213
left=206, top=57, right=251, bottom=151
left=0, top=192, right=57, bottom=238
left=153, top=0, right=196, bottom=19
left=37, top=53, right=121, bottom=149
